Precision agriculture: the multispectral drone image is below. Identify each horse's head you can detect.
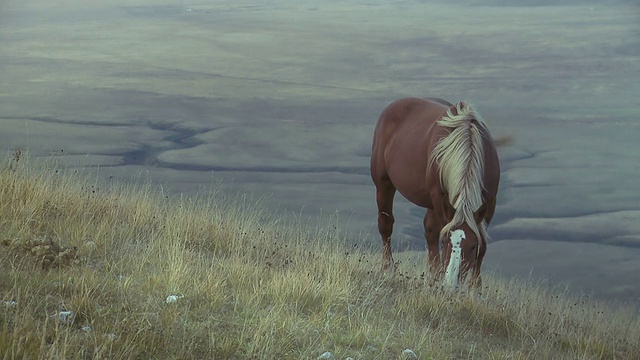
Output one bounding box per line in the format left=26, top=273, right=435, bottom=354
left=442, top=203, right=487, bottom=290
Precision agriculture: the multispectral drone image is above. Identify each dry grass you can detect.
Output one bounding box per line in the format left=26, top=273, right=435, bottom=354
left=1, top=153, right=638, bottom=360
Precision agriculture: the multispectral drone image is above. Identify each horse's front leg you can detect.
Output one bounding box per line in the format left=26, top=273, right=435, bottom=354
left=375, top=181, right=396, bottom=271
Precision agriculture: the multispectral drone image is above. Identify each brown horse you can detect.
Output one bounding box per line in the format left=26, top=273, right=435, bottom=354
left=370, top=97, right=500, bottom=289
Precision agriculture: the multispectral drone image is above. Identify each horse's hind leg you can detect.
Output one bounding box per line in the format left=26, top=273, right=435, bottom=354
left=424, top=210, right=442, bottom=278
left=375, top=179, right=396, bottom=271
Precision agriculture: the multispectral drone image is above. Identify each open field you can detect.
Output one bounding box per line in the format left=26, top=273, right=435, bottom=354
left=1, top=0, right=639, bottom=304
left=1, top=157, right=640, bottom=359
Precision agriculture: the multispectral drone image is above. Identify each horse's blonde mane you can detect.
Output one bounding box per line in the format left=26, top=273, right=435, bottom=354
left=428, top=102, right=490, bottom=245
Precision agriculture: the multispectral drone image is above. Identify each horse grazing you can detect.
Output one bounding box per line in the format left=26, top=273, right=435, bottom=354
left=370, top=97, right=500, bottom=289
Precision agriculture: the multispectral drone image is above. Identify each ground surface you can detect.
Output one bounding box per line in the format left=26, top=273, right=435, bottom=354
left=1, top=0, right=639, bottom=303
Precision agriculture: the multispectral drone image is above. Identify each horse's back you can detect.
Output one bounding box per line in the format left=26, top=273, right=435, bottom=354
left=426, top=97, right=453, bottom=107
left=374, top=97, right=448, bottom=130
left=372, top=98, right=449, bottom=152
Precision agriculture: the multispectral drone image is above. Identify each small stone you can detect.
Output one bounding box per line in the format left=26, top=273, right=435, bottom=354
left=165, top=294, right=184, bottom=304
left=2, top=300, right=17, bottom=307
left=401, top=348, right=418, bottom=359
left=317, top=351, right=335, bottom=360
left=57, top=310, right=75, bottom=325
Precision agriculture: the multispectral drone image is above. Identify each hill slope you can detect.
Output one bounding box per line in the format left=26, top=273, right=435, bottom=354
left=1, top=154, right=638, bottom=359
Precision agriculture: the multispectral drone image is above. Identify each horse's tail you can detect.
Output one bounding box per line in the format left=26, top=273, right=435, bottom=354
left=428, top=102, right=489, bottom=243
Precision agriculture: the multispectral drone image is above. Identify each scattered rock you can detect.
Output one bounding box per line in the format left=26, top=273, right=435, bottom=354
left=56, top=310, right=75, bottom=325
left=2, top=300, right=17, bottom=307
left=317, top=351, right=335, bottom=360
left=401, top=348, right=418, bottom=359
left=165, top=294, right=184, bottom=304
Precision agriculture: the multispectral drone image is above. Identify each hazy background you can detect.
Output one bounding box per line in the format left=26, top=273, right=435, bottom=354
left=1, top=0, right=639, bottom=303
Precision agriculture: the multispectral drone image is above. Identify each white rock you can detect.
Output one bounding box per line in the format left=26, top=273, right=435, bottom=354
left=165, top=294, right=184, bottom=304
left=2, top=300, right=17, bottom=307
left=317, top=351, right=335, bottom=360
left=57, top=310, right=75, bottom=325
left=402, top=348, right=418, bottom=359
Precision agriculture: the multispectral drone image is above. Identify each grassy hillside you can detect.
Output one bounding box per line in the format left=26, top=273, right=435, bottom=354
left=1, top=153, right=638, bottom=359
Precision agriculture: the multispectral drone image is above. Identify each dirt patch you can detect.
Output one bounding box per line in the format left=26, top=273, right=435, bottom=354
left=2, top=238, right=81, bottom=270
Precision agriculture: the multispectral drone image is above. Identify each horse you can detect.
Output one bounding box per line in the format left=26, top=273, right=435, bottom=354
left=370, top=97, right=500, bottom=289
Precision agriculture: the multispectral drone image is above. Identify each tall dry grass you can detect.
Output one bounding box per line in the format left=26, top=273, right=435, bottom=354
left=1, top=153, right=638, bottom=359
